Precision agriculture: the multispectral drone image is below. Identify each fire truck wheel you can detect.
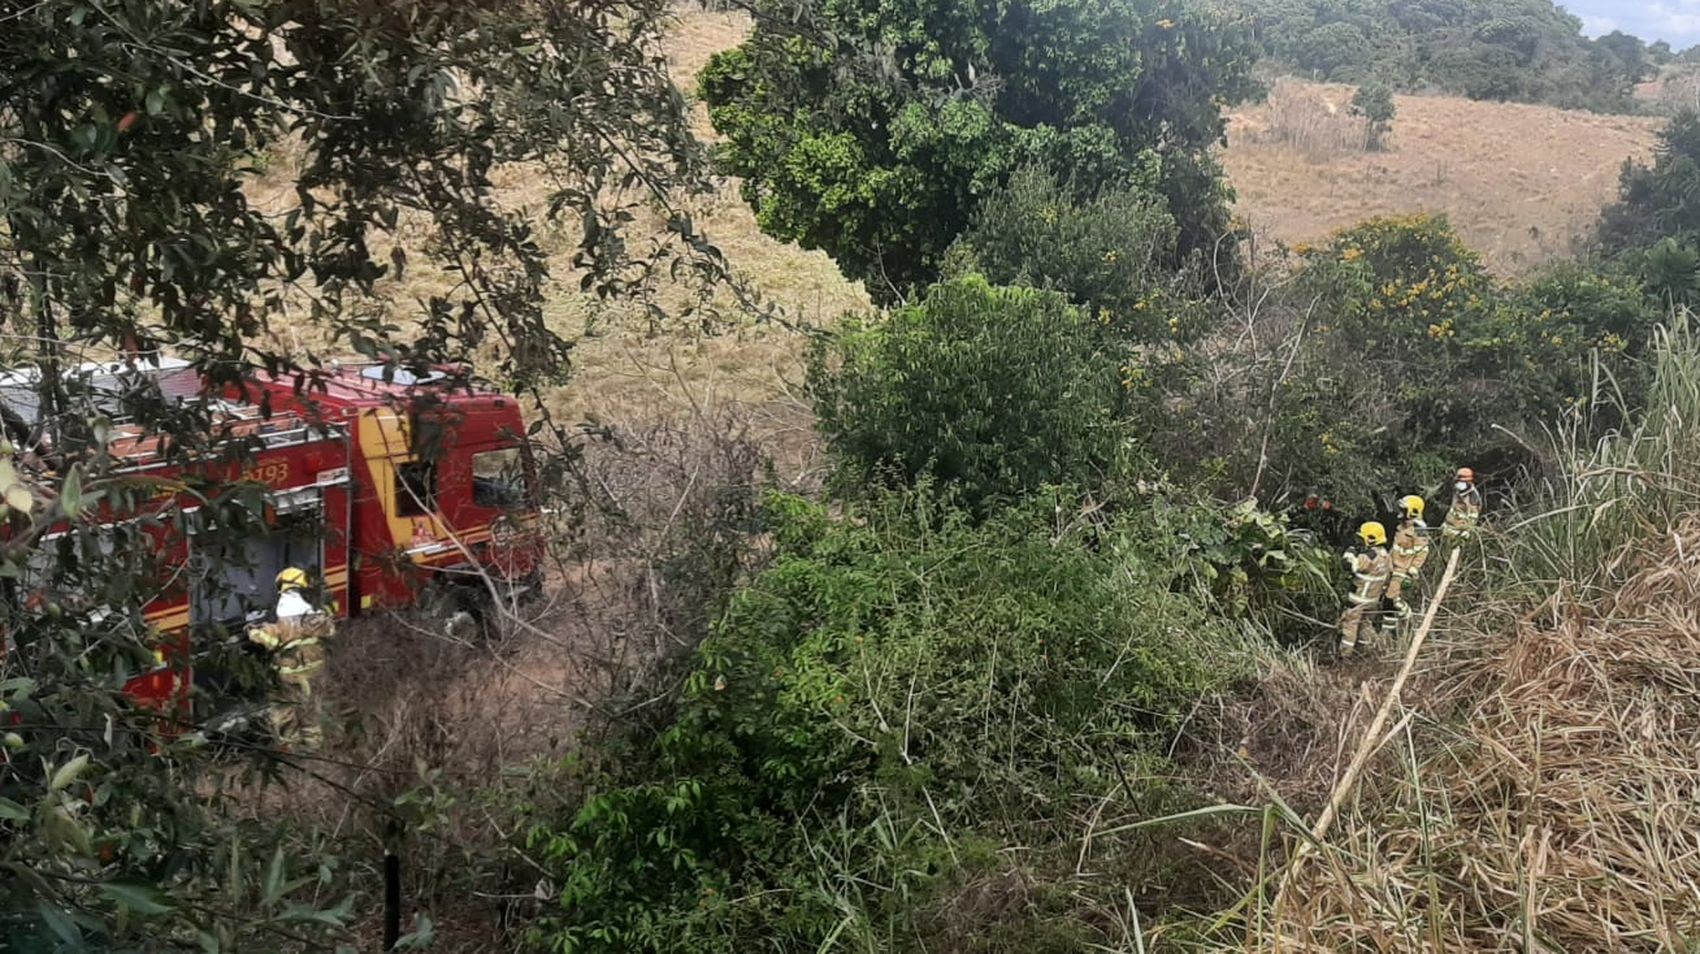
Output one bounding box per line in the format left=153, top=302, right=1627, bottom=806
left=419, top=583, right=487, bottom=643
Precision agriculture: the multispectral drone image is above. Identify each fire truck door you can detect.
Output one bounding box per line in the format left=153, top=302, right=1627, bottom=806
left=190, top=489, right=326, bottom=626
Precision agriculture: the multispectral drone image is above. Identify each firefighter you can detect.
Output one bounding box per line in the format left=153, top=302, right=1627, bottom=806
left=1339, top=522, right=1390, bottom=656
left=1442, top=467, right=1483, bottom=542
left=248, top=567, right=332, bottom=748
left=1381, top=495, right=1432, bottom=639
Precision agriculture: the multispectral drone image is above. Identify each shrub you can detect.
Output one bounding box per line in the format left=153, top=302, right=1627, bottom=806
left=1598, top=111, right=1700, bottom=256
left=1168, top=216, right=1662, bottom=515
left=947, top=165, right=1188, bottom=343
left=1349, top=82, right=1396, bottom=150
left=809, top=275, right=1134, bottom=510
left=524, top=489, right=1248, bottom=953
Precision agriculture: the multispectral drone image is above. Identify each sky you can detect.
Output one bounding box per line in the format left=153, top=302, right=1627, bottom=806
left=1571, top=1, right=1700, bottom=49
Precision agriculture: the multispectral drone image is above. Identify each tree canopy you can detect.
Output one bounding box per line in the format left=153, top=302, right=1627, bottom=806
left=1229, top=0, right=1656, bottom=112
left=1598, top=111, right=1700, bottom=257
left=0, top=0, right=704, bottom=946
left=699, top=0, right=1258, bottom=302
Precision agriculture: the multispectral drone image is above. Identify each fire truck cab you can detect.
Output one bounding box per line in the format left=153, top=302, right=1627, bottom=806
left=219, top=363, right=544, bottom=626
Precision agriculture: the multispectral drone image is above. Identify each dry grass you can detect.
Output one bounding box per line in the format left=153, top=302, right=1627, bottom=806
left=1637, top=65, right=1700, bottom=115
left=243, top=2, right=864, bottom=443
left=1209, top=526, right=1700, bottom=952
left=1225, top=82, right=1663, bottom=274
left=558, top=3, right=864, bottom=429
left=1257, top=78, right=1375, bottom=162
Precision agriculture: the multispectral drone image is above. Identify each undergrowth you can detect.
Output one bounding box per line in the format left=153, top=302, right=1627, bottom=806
left=1178, top=318, right=1700, bottom=952
left=523, top=486, right=1271, bottom=952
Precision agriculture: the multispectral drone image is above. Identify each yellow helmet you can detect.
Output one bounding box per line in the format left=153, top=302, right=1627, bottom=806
left=1358, top=522, right=1387, bottom=547
left=1399, top=495, right=1426, bottom=520
left=276, top=567, right=310, bottom=591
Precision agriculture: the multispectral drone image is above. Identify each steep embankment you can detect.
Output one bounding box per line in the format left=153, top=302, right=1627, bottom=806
left=1186, top=329, right=1700, bottom=951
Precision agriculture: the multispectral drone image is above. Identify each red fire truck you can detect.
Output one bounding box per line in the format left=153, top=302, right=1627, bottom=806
left=7, top=359, right=543, bottom=711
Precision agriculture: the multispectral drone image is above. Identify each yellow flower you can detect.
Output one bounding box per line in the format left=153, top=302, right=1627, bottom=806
left=1156, top=18, right=1177, bottom=29
left=1342, top=248, right=1364, bottom=262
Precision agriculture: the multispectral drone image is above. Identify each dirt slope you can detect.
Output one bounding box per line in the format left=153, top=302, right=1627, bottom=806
left=1225, top=83, right=1663, bottom=273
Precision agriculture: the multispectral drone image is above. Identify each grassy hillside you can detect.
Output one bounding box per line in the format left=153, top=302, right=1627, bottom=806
left=1227, top=80, right=1663, bottom=273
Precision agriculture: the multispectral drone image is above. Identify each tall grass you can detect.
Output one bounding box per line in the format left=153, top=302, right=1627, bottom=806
left=1512, top=319, right=1700, bottom=591
left=1176, top=318, right=1700, bottom=952
left=1262, top=79, right=1373, bottom=161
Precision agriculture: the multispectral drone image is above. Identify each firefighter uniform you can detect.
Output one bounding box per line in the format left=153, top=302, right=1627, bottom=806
left=1442, top=468, right=1482, bottom=542
left=1339, top=522, right=1390, bottom=655
left=250, top=568, right=332, bottom=748
left=1382, top=496, right=1432, bottom=638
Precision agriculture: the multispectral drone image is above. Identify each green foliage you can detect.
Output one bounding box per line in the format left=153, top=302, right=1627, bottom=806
left=1234, top=0, right=1653, bottom=112
left=809, top=276, right=1133, bottom=510
left=0, top=0, right=706, bottom=945
left=1154, top=492, right=1337, bottom=641
left=1599, top=112, right=1700, bottom=257
left=1350, top=82, right=1396, bottom=150
left=1643, top=237, right=1700, bottom=304
left=699, top=0, right=1259, bottom=300
left=1171, top=216, right=1662, bottom=515
left=947, top=165, right=1185, bottom=337
left=525, top=489, right=1248, bottom=953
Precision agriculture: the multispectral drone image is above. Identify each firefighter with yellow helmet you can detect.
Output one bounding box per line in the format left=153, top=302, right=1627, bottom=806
left=1443, top=467, right=1482, bottom=542
left=248, top=567, right=332, bottom=747
left=1381, top=495, right=1432, bottom=639
left=1339, top=521, right=1391, bottom=656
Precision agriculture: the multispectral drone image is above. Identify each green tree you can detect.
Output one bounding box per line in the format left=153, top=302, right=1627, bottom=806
left=0, top=0, right=704, bottom=945
left=699, top=0, right=1259, bottom=302
left=1598, top=111, right=1700, bottom=256
left=809, top=276, right=1132, bottom=510
left=1642, top=237, right=1700, bottom=304
left=1177, top=217, right=1661, bottom=512
left=1350, top=82, right=1397, bottom=150
left=946, top=164, right=1205, bottom=342
left=1230, top=0, right=1652, bottom=112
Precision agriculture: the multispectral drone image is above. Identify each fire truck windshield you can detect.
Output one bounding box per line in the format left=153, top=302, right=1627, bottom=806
left=472, top=447, right=528, bottom=509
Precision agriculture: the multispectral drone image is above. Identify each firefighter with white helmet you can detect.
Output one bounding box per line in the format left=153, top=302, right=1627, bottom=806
left=1339, top=521, right=1391, bottom=656
left=249, top=567, right=332, bottom=747
left=1381, top=495, right=1432, bottom=639
left=1443, top=467, right=1482, bottom=542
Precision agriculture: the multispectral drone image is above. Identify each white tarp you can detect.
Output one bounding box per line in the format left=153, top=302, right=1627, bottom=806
left=0, top=355, right=198, bottom=426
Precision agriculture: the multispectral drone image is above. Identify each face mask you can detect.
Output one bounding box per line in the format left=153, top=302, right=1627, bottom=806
left=1455, top=482, right=1469, bottom=493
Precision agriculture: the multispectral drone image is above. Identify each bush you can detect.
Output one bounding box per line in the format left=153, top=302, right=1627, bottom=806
left=1164, top=216, right=1662, bottom=516
left=1350, top=82, right=1396, bottom=150
left=947, top=165, right=1189, bottom=343
left=1598, top=111, right=1700, bottom=256
left=524, top=489, right=1248, bottom=953
left=809, top=275, right=1134, bottom=510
